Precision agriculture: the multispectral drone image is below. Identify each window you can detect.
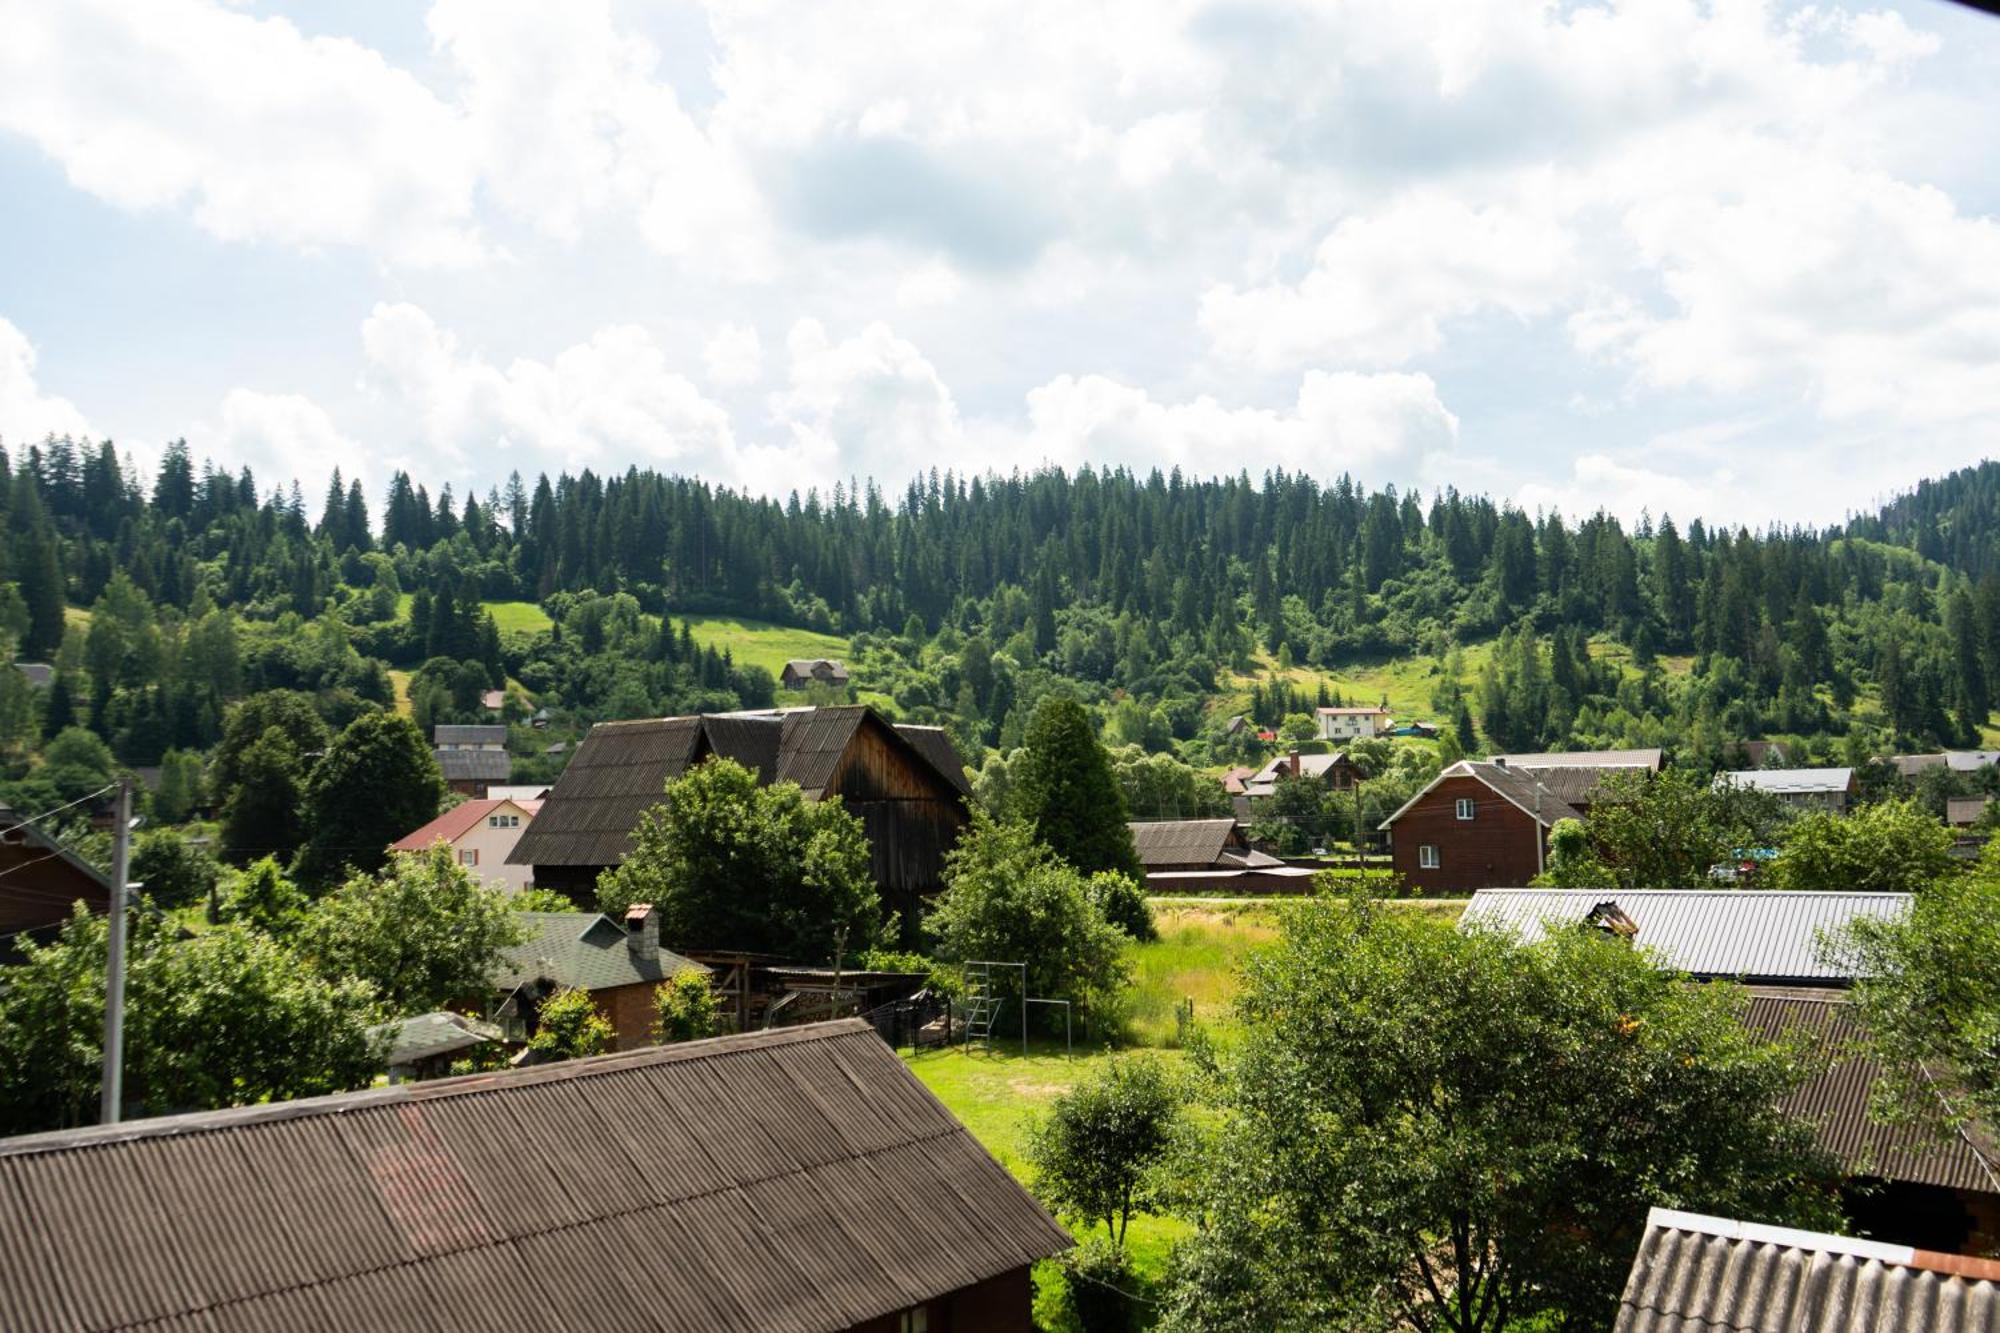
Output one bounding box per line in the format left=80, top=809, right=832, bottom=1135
left=488, top=814, right=519, bottom=828
left=1455, top=797, right=1476, bottom=821
left=1419, top=844, right=1439, bottom=869
left=898, top=1308, right=929, bottom=1333
left=460, top=849, right=479, bottom=867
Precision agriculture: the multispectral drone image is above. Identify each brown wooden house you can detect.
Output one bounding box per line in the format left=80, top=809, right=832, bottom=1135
left=0, top=1019, right=1073, bottom=1332
left=509, top=706, right=970, bottom=923
left=0, top=803, right=112, bottom=963
left=1380, top=760, right=1580, bottom=893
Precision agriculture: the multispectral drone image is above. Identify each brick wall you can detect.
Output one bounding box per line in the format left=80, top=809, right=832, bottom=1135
left=593, top=981, right=657, bottom=1051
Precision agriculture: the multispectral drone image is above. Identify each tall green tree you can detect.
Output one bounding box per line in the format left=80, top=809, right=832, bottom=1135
left=220, top=727, right=308, bottom=865
left=1767, top=798, right=1957, bottom=894
left=1160, top=894, right=1839, bottom=1333
left=302, top=846, right=522, bottom=1015
left=1009, top=694, right=1144, bottom=880
left=293, top=711, right=445, bottom=888
left=1583, top=769, right=1787, bottom=889
left=0, top=907, right=382, bottom=1135
left=596, top=757, right=879, bottom=960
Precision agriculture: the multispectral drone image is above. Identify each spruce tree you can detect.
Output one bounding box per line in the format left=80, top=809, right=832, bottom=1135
left=1009, top=695, right=1144, bottom=881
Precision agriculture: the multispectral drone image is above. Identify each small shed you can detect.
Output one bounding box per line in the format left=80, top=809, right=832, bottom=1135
left=368, top=1011, right=506, bottom=1083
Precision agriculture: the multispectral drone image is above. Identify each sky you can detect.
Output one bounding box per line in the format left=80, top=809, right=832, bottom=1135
left=1, top=0, right=1998, bottom=529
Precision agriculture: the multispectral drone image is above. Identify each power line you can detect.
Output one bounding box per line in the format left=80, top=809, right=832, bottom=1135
left=0, top=784, right=119, bottom=841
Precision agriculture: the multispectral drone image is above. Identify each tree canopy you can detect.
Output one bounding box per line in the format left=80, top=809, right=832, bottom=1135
left=1008, top=694, right=1144, bottom=880
left=293, top=711, right=445, bottom=888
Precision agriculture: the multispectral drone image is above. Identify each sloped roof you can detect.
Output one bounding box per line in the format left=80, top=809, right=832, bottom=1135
left=1742, top=991, right=1999, bottom=1194
left=0, top=804, right=113, bottom=949
left=436, top=748, right=512, bottom=781
left=1613, top=1207, right=2000, bottom=1332
left=782, top=658, right=850, bottom=680
left=1517, top=765, right=1633, bottom=807
left=1718, top=768, right=1855, bottom=796
left=1459, top=890, right=1910, bottom=985
left=368, top=1011, right=504, bottom=1067
left=1379, top=761, right=1581, bottom=830
left=1490, top=747, right=1664, bottom=770
left=434, top=724, right=506, bottom=747
left=391, top=798, right=541, bottom=852
left=493, top=912, right=708, bottom=992
left=1248, top=752, right=1352, bottom=785
left=1129, top=819, right=1240, bottom=867
left=10, top=662, right=52, bottom=689
left=0, top=1020, right=1073, bottom=1333
left=511, top=707, right=966, bottom=868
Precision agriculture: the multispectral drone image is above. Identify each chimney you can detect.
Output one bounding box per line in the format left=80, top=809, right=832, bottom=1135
left=625, top=903, right=659, bottom=966
left=1493, top=756, right=1507, bottom=768
left=1288, top=749, right=1302, bottom=777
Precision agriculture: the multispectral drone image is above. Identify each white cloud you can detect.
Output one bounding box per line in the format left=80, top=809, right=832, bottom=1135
left=702, top=324, right=764, bottom=388
left=0, top=318, right=92, bottom=446
left=200, top=389, right=361, bottom=500
left=773, top=319, right=964, bottom=485
left=0, top=0, right=484, bottom=264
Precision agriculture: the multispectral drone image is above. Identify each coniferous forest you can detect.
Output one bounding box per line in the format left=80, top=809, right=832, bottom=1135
left=5, top=433, right=2000, bottom=820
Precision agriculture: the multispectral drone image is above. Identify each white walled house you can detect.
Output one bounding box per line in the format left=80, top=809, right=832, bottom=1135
left=391, top=797, right=543, bottom=893
left=1316, top=706, right=1392, bottom=741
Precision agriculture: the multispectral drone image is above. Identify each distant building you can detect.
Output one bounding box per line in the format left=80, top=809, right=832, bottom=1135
left=780, top=658, right=850, bottom=690
left=1489, top=747, right=1665, bottom=770
left=510, top=706, right=969, bottom=921
left=479, top=688, right=506, bottom=712
left=1242, top=750, right=1361, bottom=800
left=485, top=783, right=553, bottom=803
left=492, top=907, right=708, bottom=1049
left=1380, top=760, right=1580, bottom=893
left=1890, top=750, right=2000, bottom=779
left=1948, top=795, right=1992, bottom=828
left=435, top=746, right=511, bottom=797
left=0, top=804, right=112, bottom=963
left=1127, top=818, right=1320, bottom=894
left=1485, top=748, right=1662, bottom=812
left=9, top=662, right=52, bottom=690
left=367, top=1010, right=506, bottom=1083
left=434, top=724, right=506, bottom=749
left=0, top=1019, right=1073, bottom=1333
left=1315, top=705, right=1392, bottom=740
left=391, top=796, right=543, bottom=892
left=1458, top=888, right=1909, bottom=987
left=1715, top=766, right=1856, bottom=815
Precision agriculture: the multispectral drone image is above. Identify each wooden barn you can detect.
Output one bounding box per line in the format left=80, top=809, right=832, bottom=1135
left=0, top=803, right=111, bottom=963
left=509, top=706, right=971, bottom=923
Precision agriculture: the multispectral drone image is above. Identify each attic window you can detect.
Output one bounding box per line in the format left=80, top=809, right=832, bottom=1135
left=1455, top=797, right=1475, bottom=821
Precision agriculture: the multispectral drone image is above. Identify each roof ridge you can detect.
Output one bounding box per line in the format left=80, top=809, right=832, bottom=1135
left=1645, top=1207, right=2000, bottom=1281
left=0, top=1018, right=875, bottom=1158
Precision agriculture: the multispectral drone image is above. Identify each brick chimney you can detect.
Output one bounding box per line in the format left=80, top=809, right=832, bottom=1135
left=1288, top=749, right=1302, bottom=777
left=625, top=903, right=659, bottom=967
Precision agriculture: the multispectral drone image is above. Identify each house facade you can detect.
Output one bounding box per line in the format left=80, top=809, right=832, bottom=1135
left=1380, top=761, right=1577, bottom=893
left=780, top=658, right=850, bottom=690
left=1714, top=766, right=1856, bottom=815
left=391, top=796, right=543, bottom=892
left=491, top=906, right=709, bottom=1050
left=1315, top=705, right=1392, bottom=740
left=0, top=1019, right=1072, bottom=1333
left=0, top=804, right=112, bottom=962
left=1242, top=749, right=1361, bottom=800
left=510, top=706, right=970, bottom=924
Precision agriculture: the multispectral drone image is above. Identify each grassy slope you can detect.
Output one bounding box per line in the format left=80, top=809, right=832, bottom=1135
left=1222, top=640, right=1495, bottom=725
left=673, top=615, right=849, bottom=679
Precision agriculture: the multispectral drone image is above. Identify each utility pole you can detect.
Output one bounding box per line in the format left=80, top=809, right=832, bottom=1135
left=101, top=777, right=133, bottom=1126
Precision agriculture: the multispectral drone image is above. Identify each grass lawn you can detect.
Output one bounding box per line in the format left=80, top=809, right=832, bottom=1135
left=675, top=615, right=849, bottom=679
left=486, top=600, right=553, bottom=633
left=1226, top=640, right=1494, bottom=724
left=388, top=669, right=412, bottom=717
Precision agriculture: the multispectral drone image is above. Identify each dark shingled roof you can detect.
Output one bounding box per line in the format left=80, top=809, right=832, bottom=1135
left=1382, top=760, right=1581, bottom=830
left=511, top=707, right=967, bottom=869
left=433, top=724, right=507, bottom=747
left=368, top=1011, right=504, bottom=1068
left=1742, top=990, right=1999, bottom=1194
left=435, top=747, right=511, bottom=781
left=1613, top=1207, right=2000, bottom=1332
left=0, top=1020, right=1073, bottom=1332
left=1127, top=819, right=1280, bottom=870
left=492, top=912, right=709, bottom=992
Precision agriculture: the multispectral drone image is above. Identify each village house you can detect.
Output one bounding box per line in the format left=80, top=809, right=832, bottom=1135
left=1612, top=1208, right=2000, bottom=1332
left=390, top=796, right=543, bottom=892
left=8, top=661, right=52, bottom=690
left=1464, top=889, right=2000, bottom=1252
left=1128, top=817, right=1319, bottom=894
left=0, top=1019, right=1072, bottom=1333
left=366, top=1010, right=507, bottom=1083
left=780, top=658, right=850, bottom=690
left=1889, top=749, right=2000, bottom=779
left=1485, top=746, right=1662, bottom=811
left=1241, top=749, right=1362, bottom=801
left=1948, top=794, right=1992, bottom=828
left=491, top=906, right=707, bottom=1050
left=1314, top=704, right=1392, bottom=740
left=1379, top=760, right=1580, bottom=892
left=1715, top=765, right=1857, bottom=815
left=0, top=803, right=111, bottom=963
left=509, top=706, right=970, bottom=924
left=433, top=722, right=511, bottom=797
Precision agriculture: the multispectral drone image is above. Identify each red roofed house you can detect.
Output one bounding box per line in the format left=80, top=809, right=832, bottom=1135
left=392, top=796, right=543, bottom=893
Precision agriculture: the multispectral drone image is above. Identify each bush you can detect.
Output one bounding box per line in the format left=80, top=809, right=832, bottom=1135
left=1061, top=1240, right=1142, bottom=1333
left=654, top=968, right=721, bottom=1044
left=1086, top=872, right=1155, bottom=943
left=1029, top=1054, right=1178, bottom=1245
left=129, top=830, right=221, bottom=910
left=530, top=986, right=612, bottom=1060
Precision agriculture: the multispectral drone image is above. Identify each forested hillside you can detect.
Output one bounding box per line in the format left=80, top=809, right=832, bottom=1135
left=2, top=435, right=1998, bottom=810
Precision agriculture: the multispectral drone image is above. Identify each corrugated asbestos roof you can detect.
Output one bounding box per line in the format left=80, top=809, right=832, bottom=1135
left=492, top=912, right=709, bottom=992
left=434, top=724, right=507, bottom=747
left=0, top=1020, right=1072, bottom=1332
left=1718, top=768, right=1855, bottom=795
left=1742, top=991, right=1999, bottom=1194
left=1129, top=819, right=1238, bottom=866
left=1613, top=1207, right=2000, bottom=1332
left=1519, top=765, right=1631, bottom=807
left=509, top=707, right=966, bottom=868
left=1459, top=890, right=1911, bottom=984
left=436, top=748, right=512, bottom=781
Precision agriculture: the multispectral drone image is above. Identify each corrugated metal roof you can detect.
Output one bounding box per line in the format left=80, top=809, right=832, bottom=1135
left=1742, top=991, right=1999, bottom=1194
left=1459, top=889, right=1910, bottom=984
left=1491, top=747, right=1664, bottom=770
left=1613, top=1206, right=2000, bottom=1332
left=434, top=725, right=507, bottom=747
left=436, top=748, right=512, bottom=781
left=492, top=912, right=709, bottom=992
left=1718, top=768, right=1855, bottom=795
left=0, top=1019, right=1072, bottom=1332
